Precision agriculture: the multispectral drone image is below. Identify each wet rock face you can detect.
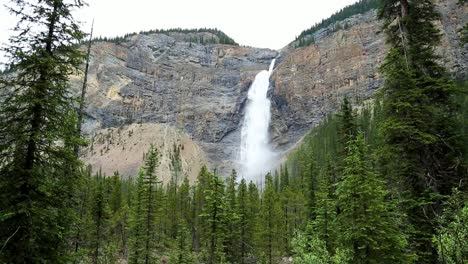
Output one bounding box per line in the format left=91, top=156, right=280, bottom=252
left=70, top=32, right=278, bottom=174
left=270, top=2, right=467, bottom=151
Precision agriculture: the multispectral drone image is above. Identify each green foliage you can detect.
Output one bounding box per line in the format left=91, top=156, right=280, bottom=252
left=0, top=0, right=86, bottom=262
left=224, top=170, right=240, bottom=263
left=336, top=134, right=410, bottom=263
left=379, top=0, right=466, bottom=261
left=292, top=226, right=333, bottom=264
left=169, top=224, right=198, bottom=264
left=259, top=173, right=283, bottom=264
left=434, top=190, right=468, bottom=264
left=200, top=171, right=227, bottom=264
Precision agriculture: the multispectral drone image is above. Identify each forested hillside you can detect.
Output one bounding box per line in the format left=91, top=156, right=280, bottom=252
left=0, top=0, right=467, bottom=263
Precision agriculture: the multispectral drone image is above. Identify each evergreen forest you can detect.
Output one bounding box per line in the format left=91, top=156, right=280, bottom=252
left=0, top=0, right=467, bottom=263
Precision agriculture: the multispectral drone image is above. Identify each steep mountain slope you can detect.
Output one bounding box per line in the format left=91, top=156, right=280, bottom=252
left=74, top=1, right=467, bottom=179
left=80, top=123, right=207, bottom=183
left=270, top=0, right=467, bottom=151
left=71, top=31, right=278, bottom=178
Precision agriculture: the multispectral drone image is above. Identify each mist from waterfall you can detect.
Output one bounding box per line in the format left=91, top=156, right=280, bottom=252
left=240, top=59, right=276, bottom=183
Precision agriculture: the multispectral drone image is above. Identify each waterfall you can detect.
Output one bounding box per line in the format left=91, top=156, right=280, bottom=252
left=240, top=59, right=276, bottom=183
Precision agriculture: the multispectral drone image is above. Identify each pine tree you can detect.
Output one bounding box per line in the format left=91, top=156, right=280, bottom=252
left=129, top=145, right=161, bottom=264
left=280, top=164, right=290, bottom=191
left=337, top=96, right=357, bottom=150
left=178, top=176, right=192, bottom=226
left=0, top=0, right=86, bottom=262
left=336, top=134, right=410, bottom=263
left=246, top=181, right=261, bottom=260
left=312, top=158, right=337, bottom=252
left=259, top=173, right=283, bottom=264
left=169, top=224, right=197, bottom=264
left=200, top=171, right=227, bottom=264
left=224, top=169, right=240, bottom=262
left=379, top=1, right=465, bottom=261
left=192, top=165, right=213, bottom=252
left=69, top=166, right=93, bottom=263
left=141, top=145, right=161, bottom=264
left=237, top=179, right=249, bottom=263
left=90, top=175, right=111, bottom=264
left=109, top=172, right=129, bottom=260
left=129, top=169, right=145, bottom=264
left=280, top=185, right=296, bottom=255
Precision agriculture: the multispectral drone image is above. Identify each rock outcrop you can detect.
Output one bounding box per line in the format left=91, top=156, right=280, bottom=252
left=270, top=1, right=467, bottom=151
left=75, top=0, right=467, bottom=178
left=71, top=31, right=278, bottom=178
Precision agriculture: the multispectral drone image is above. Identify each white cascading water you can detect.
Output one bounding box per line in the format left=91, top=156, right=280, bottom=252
left=240, top=59, right=276, bottom=183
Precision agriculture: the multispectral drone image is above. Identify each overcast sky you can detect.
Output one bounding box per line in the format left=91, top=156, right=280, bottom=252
left=0, top=0, right=357, bottom=61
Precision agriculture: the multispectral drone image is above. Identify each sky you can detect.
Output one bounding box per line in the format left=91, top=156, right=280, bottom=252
left=0, top=0, right=358, bottom=62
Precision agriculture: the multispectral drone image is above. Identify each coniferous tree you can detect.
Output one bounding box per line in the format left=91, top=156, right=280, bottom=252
left=90, top=174, right=111, bottom=264
left=224, top=169, right=240, bottom=262
left=108, top=172, right=129, bottom=259
left=237, top=179, right=249, bottom=263
left=0, top=0, right=86, bottom=262
left=169, top=224, right=197, bottom=264
left=280, top=164, right=290, bottom=191
left=336, top=134, right=410, bottom=263
left=128, top=145, right=161, bottom=264
left=246, top=181, right=261, bottom=260
left=129, top=169, right=145, bottom=264
left=312, top=158, right=337, bottom=252
left=178, top=177, right=192, bottom=227
left=141, top=145, right=161, bottom=263
left=259, top=173, right=283, bottom=264
left=192, top=165, right=212, bottom=252
left=338, top=97, right=357, bottom=149
left=379, top=1, right=465, bottom=261
left=70, top=166, right=93, bottom=263
left=281, top=185, right=297, bottom=256
left=201, top=171, right=227, bottom=264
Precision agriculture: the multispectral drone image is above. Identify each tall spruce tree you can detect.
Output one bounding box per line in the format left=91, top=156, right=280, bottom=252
left=0, top=0, right=86, bottom=262
left=379, top=0, right=465, bottom=261
left=237, top=179, right=249, bottom=263
left=90, top=174, right=111, bottom=264
left=336, top=134, right=410, bottom=263
left=246, top=181, right=261, bottom=260
left=224, top=169, right=240, bottom=262
left=312, top=158, right=337, bottom=252
left=259, top=173, right=283, bottom=264
left=128, top=145, right=161, bottom=264
left=192, top=165, right=212, bottom=252
left=129, top=169, right=145, bottom=264
left=200, top=171, right=227, bottom=264
left=141, top=145, right=161, bottom=264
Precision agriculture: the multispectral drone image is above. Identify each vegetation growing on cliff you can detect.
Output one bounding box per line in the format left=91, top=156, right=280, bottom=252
left=294, top=0, right=379, bottom=48
left=93, top=28, right=238, bottom=46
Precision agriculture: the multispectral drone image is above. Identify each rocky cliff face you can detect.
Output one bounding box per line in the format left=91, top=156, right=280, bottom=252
left=270, top=0, right=467, bottom=151
left=75, top=1, right=467, bottom=179
left=71, top=31, right=278, bottom=179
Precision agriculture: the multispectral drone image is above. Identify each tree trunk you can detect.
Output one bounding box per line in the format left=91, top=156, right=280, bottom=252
left=75, top=20, right=94, bottom=156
